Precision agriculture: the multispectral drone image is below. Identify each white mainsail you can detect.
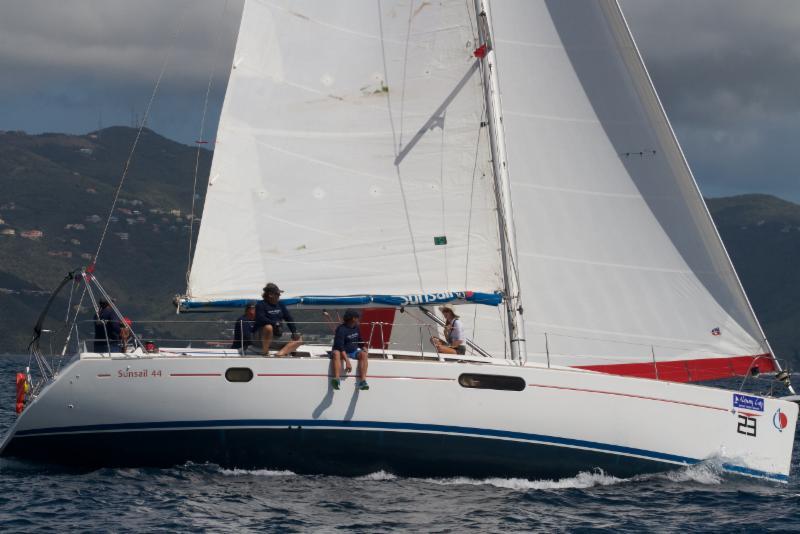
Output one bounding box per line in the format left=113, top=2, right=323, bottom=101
left=489, top=0, right=772, bottom=376
left=187, top=0, right=776, bottom=380
left=188, top=0, right=503, bottom=305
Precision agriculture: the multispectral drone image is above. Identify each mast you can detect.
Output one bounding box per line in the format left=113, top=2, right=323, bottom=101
left=473, top=0, right=526, bottom=362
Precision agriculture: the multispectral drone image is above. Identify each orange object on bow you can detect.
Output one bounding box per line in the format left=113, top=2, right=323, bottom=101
left=15, top=372, right=27, bottom=414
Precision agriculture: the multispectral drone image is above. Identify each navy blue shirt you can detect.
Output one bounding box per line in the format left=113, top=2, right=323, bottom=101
left=333, top=323, right=363, bottom=353
left=254, top=300, right=297, bottom=334
left=232, top=315, right=254, bottom=350
left=94, top=306, right=121, bottom=343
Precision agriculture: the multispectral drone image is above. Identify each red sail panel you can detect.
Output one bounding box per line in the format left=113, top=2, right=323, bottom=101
left=575, top=354, right=775, bottom=383
left=359, top=308, right=396, bottom=350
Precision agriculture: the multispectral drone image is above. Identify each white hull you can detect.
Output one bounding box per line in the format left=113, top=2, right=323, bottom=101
left=2, top=349, right=796, bottom=482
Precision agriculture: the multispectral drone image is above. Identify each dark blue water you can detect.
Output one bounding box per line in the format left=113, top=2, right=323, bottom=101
left=1, top=355, right=798, bottom=532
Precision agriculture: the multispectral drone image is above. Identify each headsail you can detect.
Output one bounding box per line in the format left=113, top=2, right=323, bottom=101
left=187, top=0, right=503, bottom=309
left=489, top=0, right=774, bottom=380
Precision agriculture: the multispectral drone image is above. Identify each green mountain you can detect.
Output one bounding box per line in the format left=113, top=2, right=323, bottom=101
left=0, top=128, right=797, bottom=370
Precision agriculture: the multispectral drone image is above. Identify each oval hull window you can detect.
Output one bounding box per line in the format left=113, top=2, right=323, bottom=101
left=225, top=367, right=253, bottom=382
left=458, top=373, right=525, bottom=391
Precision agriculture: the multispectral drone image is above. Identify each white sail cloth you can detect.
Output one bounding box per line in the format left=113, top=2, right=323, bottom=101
left=188, top=0, right=502, bottom=303
left=490, top=0, right=768, bottom=366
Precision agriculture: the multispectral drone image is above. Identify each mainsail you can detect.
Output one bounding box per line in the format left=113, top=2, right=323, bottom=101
left=188, top=0, right=503, bottom=306
left=186, top=0, right=777, bottom=381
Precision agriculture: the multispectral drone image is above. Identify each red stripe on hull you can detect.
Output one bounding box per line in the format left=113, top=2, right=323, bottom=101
left=575, top=354, right=775, bottom=383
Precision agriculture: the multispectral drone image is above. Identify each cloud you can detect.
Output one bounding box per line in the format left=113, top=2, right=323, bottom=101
left=621, top=0, right=800, bottom=200
left=0, top=0, right=798, bottom=201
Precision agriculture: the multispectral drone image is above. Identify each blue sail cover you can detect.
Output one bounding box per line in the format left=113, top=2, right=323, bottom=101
left=179, top=290, right=502, bottom=312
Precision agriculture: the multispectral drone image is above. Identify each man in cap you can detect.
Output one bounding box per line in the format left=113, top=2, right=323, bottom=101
left=330, top=308, right=369, bottom=391
left=255, top=282, right=302, bottom=356
left=231, top=302, right=256, bottom=352
left=430, top=304, right=466, bottom=355
left=93, top=299, right=121, bottom=353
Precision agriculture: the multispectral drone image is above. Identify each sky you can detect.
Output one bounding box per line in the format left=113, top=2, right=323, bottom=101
left=1, top=0, right=799, bottom=202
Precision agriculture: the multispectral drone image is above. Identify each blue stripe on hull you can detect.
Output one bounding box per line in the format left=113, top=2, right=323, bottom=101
left=4, top=419, right=787, bottom=482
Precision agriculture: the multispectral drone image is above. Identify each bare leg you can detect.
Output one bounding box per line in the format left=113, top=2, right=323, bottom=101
left=276, top=338, right=303, bottom=357
left=436, top=345, right=457, bottom=355
left=357, top=350, right=369, bottom=382
left=260, top=325, right=273, bottom=355
left=332, top=351, right=342, bottom=379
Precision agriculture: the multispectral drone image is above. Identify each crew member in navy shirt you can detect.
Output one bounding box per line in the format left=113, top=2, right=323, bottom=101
left=330, top=309, right=369, bottom=391
left=255, top=282, right=302, bottom=356
left=232, top=302, right=256, bottom=352
left=93, top=300, right=121, bottom=353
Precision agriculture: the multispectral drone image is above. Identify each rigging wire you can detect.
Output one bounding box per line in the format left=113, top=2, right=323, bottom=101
left=63, top=5, right=190, bottom=361
left=186, top=0, right=231, bottom=289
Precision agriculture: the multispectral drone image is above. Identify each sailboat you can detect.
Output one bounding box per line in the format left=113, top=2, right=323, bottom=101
left=2, top=0, right=797, bottom=482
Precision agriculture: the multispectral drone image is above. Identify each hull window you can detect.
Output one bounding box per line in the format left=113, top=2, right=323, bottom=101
left=225, top=368, right=254, bottom=383
left=458, top=373, right=525, bottom=391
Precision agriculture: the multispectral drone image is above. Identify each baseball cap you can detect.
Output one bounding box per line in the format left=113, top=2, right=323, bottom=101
left=264, top=282, right=283, bottom=294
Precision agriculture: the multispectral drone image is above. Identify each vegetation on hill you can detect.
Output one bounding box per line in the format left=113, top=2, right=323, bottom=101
left=0, top=128, right=797, bottom=371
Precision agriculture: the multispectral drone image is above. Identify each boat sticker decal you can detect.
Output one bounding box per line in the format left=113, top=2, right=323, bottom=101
left=773, top=408, right=788, bottom=432
left=732, top=393, right=764, bottom=413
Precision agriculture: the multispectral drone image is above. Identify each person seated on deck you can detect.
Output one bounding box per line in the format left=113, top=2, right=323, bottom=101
left=430, top=304, right=466, bottom=355
left=255, top=282, right=302, bottom=357
left=93, top=299, right=121, bottom=353
left=120, top=317, right=133, bottom=353
left=231, top=302, right=256, bottom=352
left=330, top=309, right=369, bottom=391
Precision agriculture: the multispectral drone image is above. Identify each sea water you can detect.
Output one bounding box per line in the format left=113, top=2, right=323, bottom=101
left=0, top=355, right=798, bottom=532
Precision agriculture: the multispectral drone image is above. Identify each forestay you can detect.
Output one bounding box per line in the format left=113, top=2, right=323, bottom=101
left=187, top=0, right=503, bottom=306
left=489, top=0, right=774, bottom=379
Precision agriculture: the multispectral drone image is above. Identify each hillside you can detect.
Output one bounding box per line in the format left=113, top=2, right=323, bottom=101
left=0, top=127, right=213, bottom=350
left=0, top=128, right=798, bottom=369
left=706, top=194, right=800, bottom=365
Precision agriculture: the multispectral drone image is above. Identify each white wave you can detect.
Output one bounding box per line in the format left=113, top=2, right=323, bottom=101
left=420, top=469, right=624, bottom=491
left=357, top=470, right=398, bottom=481
left=219, top=468, right=296, bottom=477
left=661, top=462, right=723, bottom=485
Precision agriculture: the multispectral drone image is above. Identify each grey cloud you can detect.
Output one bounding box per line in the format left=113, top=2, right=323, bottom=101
left=1, top=1, right=798, bottom=201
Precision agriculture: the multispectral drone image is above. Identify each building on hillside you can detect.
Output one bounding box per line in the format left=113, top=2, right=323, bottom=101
left=169, top=209, right=181, bottom=217
left=126, top=218, right=136, bottom=225
left=1, top=229, right=15, bottom=236
left=80, top=253, right=93, bottom=260
left=79, top=148, right=93, bottom=155
left=149, top=208, right=165, bottom=215
left=118, top=208, right=133, bottom=215
left=130, top=200, right=143, bottom=206
left=86, top=214, right=102, bottom=223
left=0, top=218, right=5, bottom=225
left=136, top=216, right=146, bottom=223
left=115, top=232, right=129, bottom=241
left=48, top=251, right=72, bottom=258
left=0, top=202, right=16, bottom=210
left=20, top=230, right=43, bottom=240
left=65, top=223, right=86, bottom=231
left=86, top=188, right=97, bottom=194
left=110, top=216, right=119, bottom=223
left=70, top=238, right=81, bottom=245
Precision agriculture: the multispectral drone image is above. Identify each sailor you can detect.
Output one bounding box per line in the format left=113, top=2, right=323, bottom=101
left=93, top=300, right=121, bottom=353
left=255, top=282, right=302, bottom=356
left=231, top=303, right=256, bottom=351
left=431, top=304, right=466, bottom=355
left=330, top=309, right=369, bottom=391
